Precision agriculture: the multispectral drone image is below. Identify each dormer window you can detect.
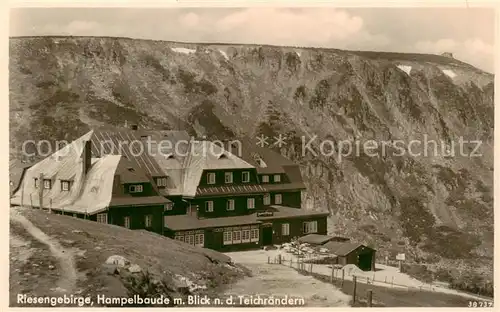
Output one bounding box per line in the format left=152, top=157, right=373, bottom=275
left=262, top=175, right=269, bottom=183
left=242, top=171, right=250, bottom=183
left=61, top=180, right=71, bottom=191
left=43, top=179, right=52, bottom=190
left=273, top=174, right=281, bottom=183
left=225, top=172, right=233, bottom=184
left=207, top=172, right=216, bottom=184
left=129, top=185, right=143, bottom=193
left=156, top=177, right=167, bottom=187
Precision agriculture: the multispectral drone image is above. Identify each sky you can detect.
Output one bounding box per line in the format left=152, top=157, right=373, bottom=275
left=9, top=7, right=496, bottom=73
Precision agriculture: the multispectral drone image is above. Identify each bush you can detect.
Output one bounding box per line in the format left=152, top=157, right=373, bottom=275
left=449, top=272, right=493, bottom=297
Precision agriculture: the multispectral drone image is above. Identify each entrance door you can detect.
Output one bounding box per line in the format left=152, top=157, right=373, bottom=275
left=358, top=253, right=372, bottom=271
left=262, top=226, right=273, bottom=246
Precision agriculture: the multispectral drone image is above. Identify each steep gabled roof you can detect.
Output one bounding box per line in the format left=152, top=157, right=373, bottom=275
left=182, top=140, right=255, bottom=197
left=11, top=130, right=123, bottom=215
left=236, top=137, right=296, bottom=174
left=90, top=129, right=166, bottom=176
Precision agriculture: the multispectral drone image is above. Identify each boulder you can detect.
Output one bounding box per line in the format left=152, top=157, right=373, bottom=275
left=128, top=264, right=142, bottom=273
left=105, top=255, right=130, bottom=268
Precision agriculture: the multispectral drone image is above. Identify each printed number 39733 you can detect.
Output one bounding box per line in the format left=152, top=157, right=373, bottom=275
left=468, top=301, right=493, bottom=308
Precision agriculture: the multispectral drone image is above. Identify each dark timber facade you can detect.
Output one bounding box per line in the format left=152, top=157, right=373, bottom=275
left=11, top=126, right=330, bottom=252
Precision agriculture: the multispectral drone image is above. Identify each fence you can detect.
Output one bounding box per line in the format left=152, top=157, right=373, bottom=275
left=266, top=254, right=436, bottom=307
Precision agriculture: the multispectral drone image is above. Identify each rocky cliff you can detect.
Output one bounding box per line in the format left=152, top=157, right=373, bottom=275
left=9, top=36, right=494, bottom=278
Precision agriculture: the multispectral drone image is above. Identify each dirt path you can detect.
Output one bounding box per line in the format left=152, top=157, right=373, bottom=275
left=10, top=209, right=78, bottom=294
left=224, top=250, right=351, bottom=307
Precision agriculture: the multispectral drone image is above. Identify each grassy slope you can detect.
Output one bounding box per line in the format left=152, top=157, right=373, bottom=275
left=9, top=208, right=248, bottom=307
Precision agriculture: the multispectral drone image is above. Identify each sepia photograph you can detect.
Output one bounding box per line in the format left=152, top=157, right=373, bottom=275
left=7, top=3, right=496, bottom=308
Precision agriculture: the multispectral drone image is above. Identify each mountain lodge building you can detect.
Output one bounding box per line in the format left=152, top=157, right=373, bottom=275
left=10, top=126, right=329, bottom=251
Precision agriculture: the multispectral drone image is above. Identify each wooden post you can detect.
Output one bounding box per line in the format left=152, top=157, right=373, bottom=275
left=278, top=254, right=282, bottom=264
left=341, top=269, right=345, bottom=287
left=20, top=177, right=25, bottom=207
left=330, top=266, right=334, bottom=283
left=310, top=263, right=313, bottom=273
left=367, top=289, right=373, bottom=307
left=352, top=276, right=357, bottom=304
left=38, top=173, right=44, bottom=210
left=267, top=256, right=270, bottom=264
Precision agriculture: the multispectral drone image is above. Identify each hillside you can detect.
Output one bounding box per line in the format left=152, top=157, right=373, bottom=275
left=9, top=36, right=494, bottom=288
left=10, top=207, right=248, bottom=307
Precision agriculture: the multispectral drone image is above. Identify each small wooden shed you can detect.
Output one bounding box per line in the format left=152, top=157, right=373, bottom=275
left=323, top=241, right=376, bottom=271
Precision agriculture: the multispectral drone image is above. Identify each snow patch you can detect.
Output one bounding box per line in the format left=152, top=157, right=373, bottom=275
left=219, top=49, right=229, bottom=60
left=442, top=69, right=457, bottom=78
left=171, top=47, right=196, bottom=55
left=397, top=65, right=412, bottom=75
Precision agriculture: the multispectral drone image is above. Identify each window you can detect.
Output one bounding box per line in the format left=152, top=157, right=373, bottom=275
left=263, top=193, right=271, bottom=205
left=247, top=198, right=255, bottom=209
left=61, top=180, right=70, bottom=191
left=205, top=201, right=214, bottom=212
left=34, top=178, right=39, bottom=188
left=124, top=216, right=131, bottom=229
left=232, top=230, right=242, bottom=244
left=242, top=171, right=250, bottom=183
left=274, top=174, right=281, bottom=182
left=195, top=233, right=204, bottom=247
left=262, top=175, right=269, bottom=183
left=303, top=221, right=318, bottom=234
left=97, top=213, right=108, bottom=224
left=275, top=194, right=282, bottom=205
left=43, top=179, right=52, bottom=190
left=242, top=229, right=251, bottom=243
left=156, top=177, right=167, bottom=187
left=185, top=234, right=195, bottom=245
left=164, top=203, right=173, bottom=211
left=282, top=223, right=290, bottom=236
left=227, top=199, right=235, bottom=211
left=145, top=215, right=153, bottom=228
left=175, top=235, right=185, bottom=242
left=223, top=231, right=232, bottom=245
left=207, top=172, right=216, bottom=184
left=250, top=228, right=259, bottom=242
left=129, top=185, right=143, bottom=193
left=225, top=172, right=233, bottom=184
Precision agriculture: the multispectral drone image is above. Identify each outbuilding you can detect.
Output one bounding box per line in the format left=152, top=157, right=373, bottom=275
left=323, top=241, right=376, bottom=271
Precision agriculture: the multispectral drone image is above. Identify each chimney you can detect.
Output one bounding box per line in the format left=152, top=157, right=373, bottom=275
left=131, top=124, right=138, bottom=130
left=82, top=140, right=92, bottom=175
